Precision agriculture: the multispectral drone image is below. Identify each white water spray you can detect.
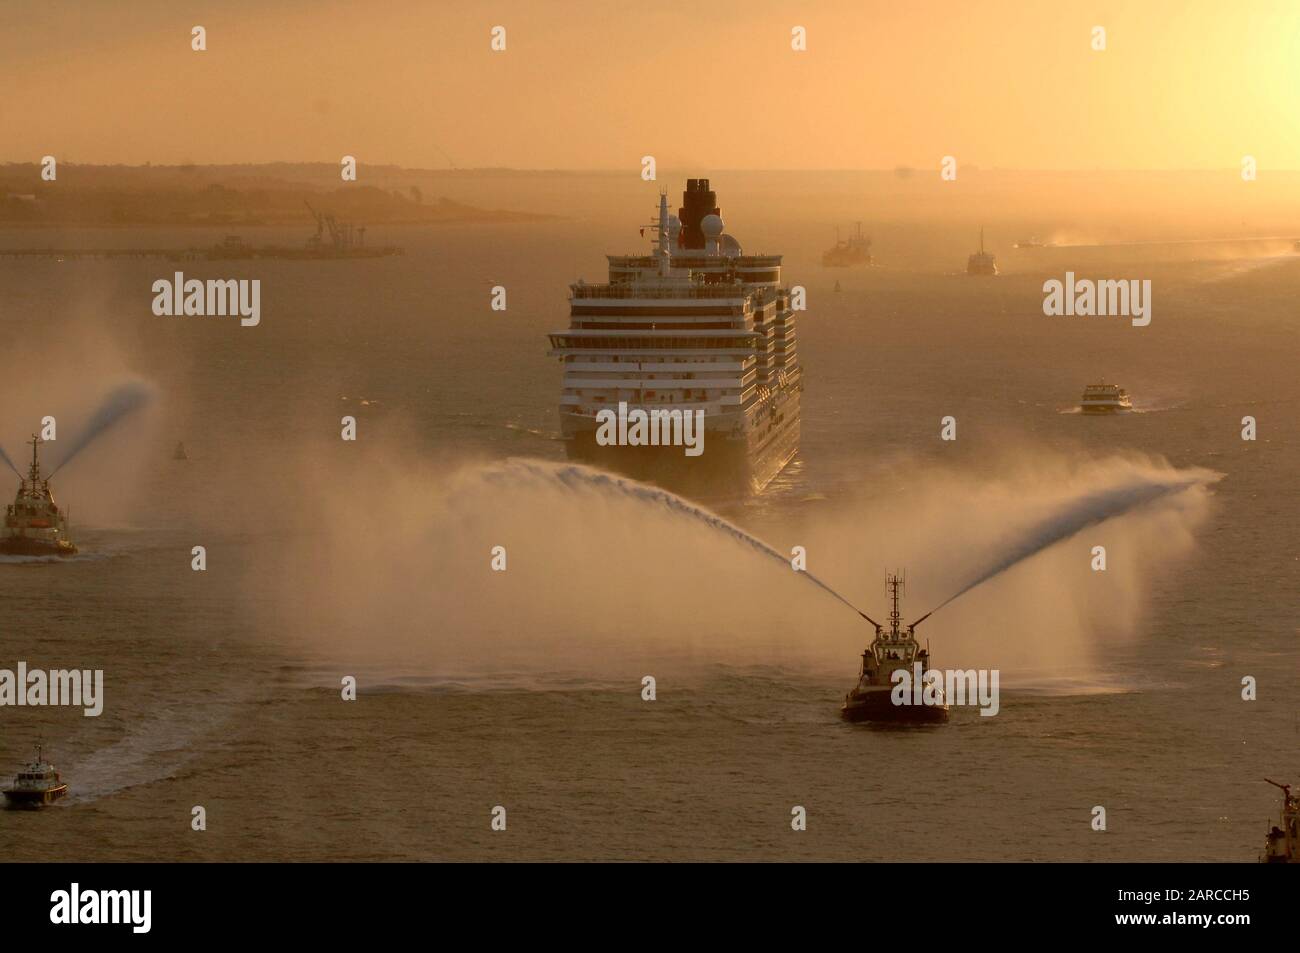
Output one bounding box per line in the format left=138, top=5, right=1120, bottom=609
left=916, top=466, right=1220, bottom=621
left=496, top=459, right=1216, bottom=629
left=488, top=460, right=876, bottom=619
left=47, top=381, right=155, bottom=477
left=259, top=453, right=1218, bottom=680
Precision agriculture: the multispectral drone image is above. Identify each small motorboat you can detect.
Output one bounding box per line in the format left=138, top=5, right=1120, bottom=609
left=3, top=744, right=69, bottom=808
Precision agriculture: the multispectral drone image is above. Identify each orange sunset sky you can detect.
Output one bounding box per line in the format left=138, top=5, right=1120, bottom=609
left=3, top=0, right=1299, bottom=170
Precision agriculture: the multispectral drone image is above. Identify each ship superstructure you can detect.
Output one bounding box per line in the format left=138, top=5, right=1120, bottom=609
left=547, top=179, right=802, bottom=494
left=0, top=435, right=77, bottom=557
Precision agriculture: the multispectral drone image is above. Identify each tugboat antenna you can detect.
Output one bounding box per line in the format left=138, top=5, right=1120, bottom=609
left=27, top=433, right=42, bottom=483
left=886, top=571, right=905, bottom=635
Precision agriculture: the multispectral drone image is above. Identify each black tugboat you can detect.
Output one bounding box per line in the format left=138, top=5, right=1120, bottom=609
left=841, top=573, right=948, bottom=724
left=3, top=744, right=69, bottom=808
left=0, top=435, right=77, bottom=557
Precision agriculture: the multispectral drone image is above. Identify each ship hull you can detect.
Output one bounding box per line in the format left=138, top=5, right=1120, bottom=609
left=3, top=784, right=68, bottom=807
left=841, top=687, right=950, bottom=724
left=0, top=536, right=77, bottom=557
left=561, top=394, right=800, bottom=496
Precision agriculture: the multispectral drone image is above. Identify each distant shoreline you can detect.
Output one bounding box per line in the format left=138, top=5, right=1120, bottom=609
left=0, top=218, right=562, bottom=229
left=0, top=164, right=559, bottom=227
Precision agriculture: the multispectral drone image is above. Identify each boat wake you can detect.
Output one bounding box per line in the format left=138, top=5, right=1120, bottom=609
left=0, top=552, right=111, bottom=565
left=67, top=694, right=249, bottom=803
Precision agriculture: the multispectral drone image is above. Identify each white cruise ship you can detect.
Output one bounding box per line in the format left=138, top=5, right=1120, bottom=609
left=547, top=179, right=802, bottom=495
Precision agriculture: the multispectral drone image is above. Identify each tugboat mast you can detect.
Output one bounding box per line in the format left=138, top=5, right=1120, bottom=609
left=27, top=433, right=42, bottom=485
left=887, top=571, right=905, bottom=638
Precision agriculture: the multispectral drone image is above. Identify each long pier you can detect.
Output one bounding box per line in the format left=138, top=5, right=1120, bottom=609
left=0, top=248, right=201, bottom=260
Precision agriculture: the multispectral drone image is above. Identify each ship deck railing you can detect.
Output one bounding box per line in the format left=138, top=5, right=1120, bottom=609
left=570, top=283, right=782, bottom=301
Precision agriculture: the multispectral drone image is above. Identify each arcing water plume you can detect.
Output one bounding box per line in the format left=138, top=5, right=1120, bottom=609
left=47, top=380, right=155, bottom=477
left=916, top=465, right=1220, bottom=621
left=492, top=460, right=874, bottom=619
left=256, top=453, right=860, bottom=677
left=257, top=450, right=1218, bottom=683
left=0, top=444, right=21, bottom=479
left=500, top=460, right=1218, bottom=634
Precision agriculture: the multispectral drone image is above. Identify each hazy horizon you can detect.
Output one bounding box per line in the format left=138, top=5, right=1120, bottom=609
left=5, top=0, right=1299, bottom=170
left=11, top=161, right=1300, bottom=174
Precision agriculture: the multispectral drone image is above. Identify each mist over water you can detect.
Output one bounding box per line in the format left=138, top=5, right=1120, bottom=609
left=0, top=307, right=166, bottom=527
left=255, top=450, right=1217, bottom=687
left=0, top=443, right=21, bottom=478
left=488, top=461, right=875, bottom=619
left=923, top=464, right=1220, bottom=618
left=46, top=380, right=156, bottom=477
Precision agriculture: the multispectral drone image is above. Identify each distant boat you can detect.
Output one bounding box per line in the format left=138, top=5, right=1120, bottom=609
left=1080, top=382, right=1132, bottom=414
left=173, top=441, right=188, bottom=460
left=833, top=280, right=842, bottom=293
left=0, top=436, right=77, bottom=557
left=1014, top=236, right=1045, bottom=249
left=823, top=222, right=872, bottom=267
left=3, top=744, right=68, bottom=808
left=967, top=228, right=998, bottom=276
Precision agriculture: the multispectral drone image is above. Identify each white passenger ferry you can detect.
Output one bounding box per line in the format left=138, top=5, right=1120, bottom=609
left=1080, top=382, right=1133, bottom=414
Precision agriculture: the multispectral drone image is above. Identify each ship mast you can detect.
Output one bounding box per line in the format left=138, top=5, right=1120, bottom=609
left=26, top=433, right=42, bottom=485
left=886, top=571, right=904, bottom=638
left=655, top=190, right=671, bottom=277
